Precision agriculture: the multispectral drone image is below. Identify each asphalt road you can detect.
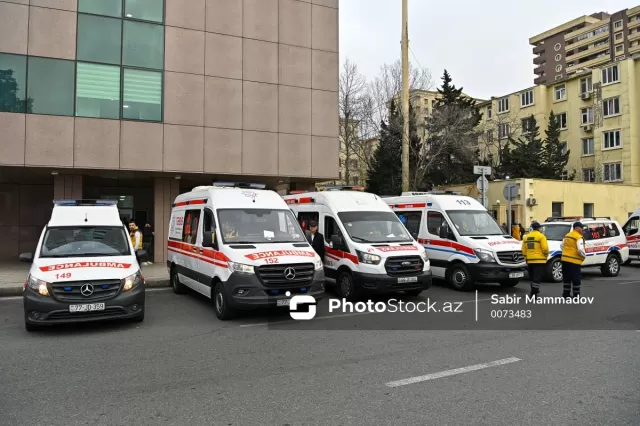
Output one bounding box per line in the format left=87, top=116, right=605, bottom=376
left=1, top=267, right=639, bottom=426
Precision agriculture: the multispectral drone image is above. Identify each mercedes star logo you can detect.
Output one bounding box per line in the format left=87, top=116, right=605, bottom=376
left=513, top=252, right=521, bottom=262
left=80, top=284, right=94, bottom=297
left=402, top=261, right=411, bottom=266
left=284, top=267, right=296, bottom=280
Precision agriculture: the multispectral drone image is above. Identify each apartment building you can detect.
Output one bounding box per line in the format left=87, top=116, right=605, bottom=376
left=0, top=0, right=339, bottom=262
left=530, top=6, right=640, bottom=84
left=478, top=59, right=632, bottom=185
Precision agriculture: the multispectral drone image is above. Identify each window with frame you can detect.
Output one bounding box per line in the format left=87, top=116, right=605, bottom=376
left=584, top=223, right=607, bottom=240
left=603, top=97, right=620, bottom=117
left=78, top=0, right=122, bottom=17
left=605, top=222, right=621, bottom=238
left=615, top=32, right=623, bottom=41
left=623, top=216, right=640, bottom=236
left=125, top=0, right=164, bottom=23
left=396, top=211, right=422, bottom=237
left=614, top=20, right=623, bottom=29
left=182, top=209, right=201, bottom=244
left=122, top=20, right=164, bottom=70
left=521, top=90, right=534, bottom=107
left=324, top=216, right=344, bottom=244
left=556, top=112, right=567, bottom=129
left=560, top=142, right=568, bottom=155
left=521, top=116, right=534, bottom=134
left=77, top=14, right=122, bottom=65
left=497, top=97, right=509, bottom=113
left=202, top=208, right=218, bottom=247
left=580, top=77, right=592, bottom=94
left=426, top=211, right=446, bottom=236
left=551, top=202, right=563, bottom=217
left=486, top=106, right=492, bottom=119
left=554, top=84, right=566, bottom=101
left=75, top=63, right=121, bottom=119
left=582, top=138, right=594, bottom=155
left=603, top=162, right=622, bottom=182
left=582, top=168, right=595, bottom=182
left=602, top=64, right=620, bottom=84
left=603, top=130, right=621, bottom=149
left=297, top=212, right=319, bottom=234
left=581, top=107, right=593, bottom=125
left=122, top=69, right=162, bottom=121
left=583, top=203, right=594, bottom=217
left=0, top=53, right=28, bottom=113
left=486, top=129, right=493, bottom=142
left=498, top=123, right=510, bottom=139
left=27, top=57, right=75, bottom=116
left=615, top=45, right=624, bottom=54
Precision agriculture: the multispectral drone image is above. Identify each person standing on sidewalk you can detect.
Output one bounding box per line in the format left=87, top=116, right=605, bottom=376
left=521, top=221, right=548, bottom=297
left=560, top=221, right=586, bottom=298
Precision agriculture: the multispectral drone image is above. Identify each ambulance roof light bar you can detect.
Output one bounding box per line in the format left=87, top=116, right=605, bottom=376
left=53, top=199, right=118, bottom=206
left=544, top=216, right=611, bottom=223
left=321, top=185, right=365, bottom=191
left=212, top=181, right=266, bottom=189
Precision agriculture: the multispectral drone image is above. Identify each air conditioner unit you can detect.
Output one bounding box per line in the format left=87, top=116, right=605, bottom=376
left=583, top=124, right=593, bottom=132
left=526, top=197, right=538, bottom=206
left=581, top=92, right=591, bottom=100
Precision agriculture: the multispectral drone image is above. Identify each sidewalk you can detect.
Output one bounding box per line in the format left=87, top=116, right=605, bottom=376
left=0, top=262, right=170, bottom=297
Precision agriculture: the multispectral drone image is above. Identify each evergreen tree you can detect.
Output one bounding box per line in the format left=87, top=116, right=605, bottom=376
left=501, top=115, right=544, bottom=178
left=540, top=111, right=573, bottom=180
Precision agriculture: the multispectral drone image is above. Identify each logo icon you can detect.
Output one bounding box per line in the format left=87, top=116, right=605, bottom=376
left=284, top=267, right=296, bottom=280
left=287, top=292, right=317, bottom=320
left=241, top=190, right=258, bottom=200
left=402, top=261, right=411, bottom=266
left=80, top=284, right=94, bottom=297
left=512, top=252, right=521, bottom=262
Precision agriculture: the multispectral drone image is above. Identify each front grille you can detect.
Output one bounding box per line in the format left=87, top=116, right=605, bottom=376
left=257, top=263, right=315, bottom=287
left=384, top=256, right=424, bottom=276
left=497, top=251, right=525, bottom=264
left=51, top=279, right=122, bottom=302
left=47, top=307, right=126, bottom=320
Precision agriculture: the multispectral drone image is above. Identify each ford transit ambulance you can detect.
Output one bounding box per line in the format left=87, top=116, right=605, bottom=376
left=385, top=192, right=526, bottom=291
left=20, top=200, right=147, bottom=332
left=167, top=182, right=325, bottom=320
left=622, top=209, right=640, bottom=264
left=541, top=216, right=628, bottom=280
left=283, top=186, right=432, bottom=301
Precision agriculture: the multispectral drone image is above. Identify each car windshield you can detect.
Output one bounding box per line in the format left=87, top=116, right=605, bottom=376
left=39, top=226, right=130, bottom=258
left=217, top=209, right=306, bottom=244
left=540, top=224, right=571, bottom=241
left=446, top=210, right=504, bottom=236
left=337, top=211, right=412, bottom=243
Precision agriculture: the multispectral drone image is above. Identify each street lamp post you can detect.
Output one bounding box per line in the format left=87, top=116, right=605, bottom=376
left=401, top=0, right=410, bottom=193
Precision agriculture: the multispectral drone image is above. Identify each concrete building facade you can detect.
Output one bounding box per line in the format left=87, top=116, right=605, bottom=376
left=0, top=0, right=340, bottom=262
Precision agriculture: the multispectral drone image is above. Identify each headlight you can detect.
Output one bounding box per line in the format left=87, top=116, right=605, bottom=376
left=356, top=250, right=381, bottom=265
left=315, top=259, right=324, bottom=270
left=420, top=250, right=429, bottom=261
left=27, top=275, right=50, bottom=296
left=122, top=271, right=143, bottom=291
left=474, top=248, right=496, bottom=263
left=228, top=261, right=255, bottom=274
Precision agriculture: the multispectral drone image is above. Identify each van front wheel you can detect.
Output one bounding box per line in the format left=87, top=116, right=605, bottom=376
left=337, top=272, right=360, bottom=301
left=213, top=283, right=236, bottom=320
left=448, top=264, right=474, bottom=291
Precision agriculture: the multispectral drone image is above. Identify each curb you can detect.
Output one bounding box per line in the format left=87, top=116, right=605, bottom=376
left=0, top=278, right=170, bottom=298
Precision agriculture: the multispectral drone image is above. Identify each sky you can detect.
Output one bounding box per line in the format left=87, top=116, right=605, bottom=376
left=339, top=0, right=633, bottom=99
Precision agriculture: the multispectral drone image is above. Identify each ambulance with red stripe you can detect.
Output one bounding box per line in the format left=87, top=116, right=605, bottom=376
left=20, top=200, right=147, bottom=331
left=283, top=186, right=432, bottom=301
left=167, top=182, right=325, bottom=320
left=385, top=192, right=526, bottom=291
left=622, top=209, right=640, bottom=264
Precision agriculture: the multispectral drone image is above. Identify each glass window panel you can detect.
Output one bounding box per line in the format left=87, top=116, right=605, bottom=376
left=77, top=14, right=122, bottom=65
left=122, top=21, right=164, bottom=70
left=125, top=0, right=164, bottom=23
left=0, top=53, right=28, bottom=113
left=123, top=69, right=162, bottom=121
left=78, top=0, right=122, bottom=18
left=76, top=63, right=121, bottom=119
left=27, top=57, right=75, bottom=116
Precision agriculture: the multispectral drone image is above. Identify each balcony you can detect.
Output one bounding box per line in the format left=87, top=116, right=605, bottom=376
left=533, top=44, right=545, bottom=54
left=566, top=53, right=610, bottom=74
left=629, top=43, right=640, bottom=54
left=565, top=30, right=609, bottom=51
left=566, top=42, right=609, bottom=62
left=534, top=76, right=546, bottom=85
left=534, top=64, right=545, bottom=74
left=629, top=31, right=640, bottom=42
left=629, top=16, right=640, bottom=30
left=533, top=55, right=545, bottom=65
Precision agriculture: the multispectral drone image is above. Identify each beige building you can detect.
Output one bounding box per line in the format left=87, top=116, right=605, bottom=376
left=0, top=0, right=339, bottom=262
left=531, top=6, right=639, bottom=85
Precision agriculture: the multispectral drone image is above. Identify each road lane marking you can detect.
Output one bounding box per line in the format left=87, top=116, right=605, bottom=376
left=385, top=357, right=522, bottom=388
left=239, top=297, right=495, bottom=328
left=617, top=281, right=640, bottom=285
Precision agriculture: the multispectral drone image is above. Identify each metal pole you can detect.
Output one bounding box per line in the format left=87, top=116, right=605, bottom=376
left=401, top=0, right=410, bottom=192
left=481, top=171, right=485, bottom=208
left=507, top=200, right=511, bottom=236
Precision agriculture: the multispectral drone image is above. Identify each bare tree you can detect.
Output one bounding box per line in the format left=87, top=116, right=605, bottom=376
left=477, top=109, right=530, bottom=176
left=577, top=152, right=611, bottom=183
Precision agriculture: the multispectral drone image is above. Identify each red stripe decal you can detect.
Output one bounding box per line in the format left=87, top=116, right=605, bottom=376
left=325, top=247, right=359, bottom=264
left=244, top=250, right=316, bottom=261
left=168, top=240, right=230, bottom=264
left=389, top=203, right=427, bottom=209
left=419, top=238, right=476, bottom=256
left=174, top=199, right=206, bottom=207
left=39, top=262, right=132, bottom=272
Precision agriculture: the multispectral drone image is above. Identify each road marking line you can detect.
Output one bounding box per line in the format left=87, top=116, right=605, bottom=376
left=385, top=357, right=522, bottom=388
left=147, top=287, right=172, bottom=292
left=617, top=281, right=640, bottom=285
left=239, top=297, right=495, bottom=328
left=0, top=296, right=22, bottom=301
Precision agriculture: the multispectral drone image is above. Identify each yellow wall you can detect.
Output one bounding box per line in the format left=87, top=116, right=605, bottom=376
left=442, top=178, right=640, bottom=225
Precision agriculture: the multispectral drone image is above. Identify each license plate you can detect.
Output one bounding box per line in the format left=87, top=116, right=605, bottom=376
left=276, top=299, right=290, bottom=307
left=69, top=303, right=106, bottom=313
left=509, top=272, right=524, bottom=278
left=398, top=276, right=418, bottom=283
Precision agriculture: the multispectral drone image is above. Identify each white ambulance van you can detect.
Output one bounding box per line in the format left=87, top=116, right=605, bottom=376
left=20, top=200, right=147, bottom=331
left=622, top=209, right=640, bottom=264
left=384, top=192, right=526, bottom=291
left=541, top=216, right=629, bottom=280
left=283, top=186, right=432, bottom=301
left=167, top=182, right=325, bottom=320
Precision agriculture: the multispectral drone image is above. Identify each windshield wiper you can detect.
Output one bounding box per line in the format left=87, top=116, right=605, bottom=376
left=349, top=236, right=372, bottom=243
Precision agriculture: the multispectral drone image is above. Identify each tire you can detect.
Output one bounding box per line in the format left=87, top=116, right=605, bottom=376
left=601, top=254, right=621, bottom=277
left=545, top=258, right=563, bottom=283
left=171, top=268, right=187, bottom=294
left=404, top=289, right=423, bottom=297
left=337, top=271, right=360, bottom=301
left=213, top=282, right=236, bottom=320
left=498, top=279, right=519, bottom=288
left=132, top=311, right=144, bottom=323
left=623, top=259, right=632, bottom=266
left=448, top=264, right=474, bottom=291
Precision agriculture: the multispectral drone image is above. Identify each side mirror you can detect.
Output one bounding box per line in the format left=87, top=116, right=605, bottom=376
left=203, top=231, right=214, bottom=248
left=135, top=249, right=148, bottom=264
left=412, top=232, right=418, bottom=240
left=331, top=234, right=345, bottom=249
left=19, top=253, right=33, bottom=263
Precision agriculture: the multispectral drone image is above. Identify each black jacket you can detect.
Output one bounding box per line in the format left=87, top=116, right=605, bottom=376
left=309, top=231, right=325, bottom=261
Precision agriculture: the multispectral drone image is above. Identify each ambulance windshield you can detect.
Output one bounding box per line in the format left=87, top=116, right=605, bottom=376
left=39, top=226, right=131, bottom=258
left=217, top=209, right=306, bottom=244
left=337, top=211, right=412, bottom=243
left=446, top=210, right=504, bottom=236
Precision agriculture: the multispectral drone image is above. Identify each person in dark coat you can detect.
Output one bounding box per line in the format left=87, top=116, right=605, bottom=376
left=308, top=221, right=325, bottom=261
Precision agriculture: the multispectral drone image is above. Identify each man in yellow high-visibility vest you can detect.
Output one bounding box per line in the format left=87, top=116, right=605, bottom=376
left=560, top=221, right=586, bottom=298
